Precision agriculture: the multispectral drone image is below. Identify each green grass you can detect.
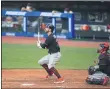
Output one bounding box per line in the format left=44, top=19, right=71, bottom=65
left=2, top=43, right=98, bottom=69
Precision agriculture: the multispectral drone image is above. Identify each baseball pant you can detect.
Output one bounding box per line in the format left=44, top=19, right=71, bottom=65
left=38, top=52, right=61, bottom=69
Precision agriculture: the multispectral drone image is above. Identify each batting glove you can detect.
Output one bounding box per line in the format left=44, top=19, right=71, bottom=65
left=37, top=40, right=42, bottom=48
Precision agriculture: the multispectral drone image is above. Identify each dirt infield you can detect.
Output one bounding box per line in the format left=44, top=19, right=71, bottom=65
left=2, top=36, right=109, bottom=48
left=2, top=36, right=110, bottom=89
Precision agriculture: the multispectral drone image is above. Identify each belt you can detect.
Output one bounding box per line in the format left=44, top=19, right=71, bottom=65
left=49, top=51, right=60, bottom=54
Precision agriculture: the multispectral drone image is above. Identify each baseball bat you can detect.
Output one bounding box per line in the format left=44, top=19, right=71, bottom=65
left=37, top=17, right=43, bottom=42
left=37, top=31, right=40, bottom=42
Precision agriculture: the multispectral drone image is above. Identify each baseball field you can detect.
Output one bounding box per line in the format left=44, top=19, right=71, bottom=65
left=2, top=36, right=110, bottom=89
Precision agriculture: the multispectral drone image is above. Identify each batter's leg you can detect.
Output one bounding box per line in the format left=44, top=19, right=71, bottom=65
left=50, top=67, right=61, bottom=79
left=48, top=52, right=62, bottom=79
left=38, top=55, right=53, bottom=76
left=42, top=64, right=53, bottom=76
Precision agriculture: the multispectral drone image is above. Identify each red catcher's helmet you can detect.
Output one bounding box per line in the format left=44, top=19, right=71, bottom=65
left=97, top=42, right=109, bottom=53
left=100, top=42, right=109, bottom=48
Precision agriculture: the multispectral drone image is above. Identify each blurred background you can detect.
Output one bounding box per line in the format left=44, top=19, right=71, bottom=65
left=1, top=1, right=110, bottom=40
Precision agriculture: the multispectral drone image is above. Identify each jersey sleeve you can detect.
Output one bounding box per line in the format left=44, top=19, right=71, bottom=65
left=40, top=37, right=53, bottom=49
left=40, top=43, right=47, bottom=49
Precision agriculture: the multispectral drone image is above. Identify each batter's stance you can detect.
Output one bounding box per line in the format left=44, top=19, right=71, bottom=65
left=37, top=24, right=64, bottom=83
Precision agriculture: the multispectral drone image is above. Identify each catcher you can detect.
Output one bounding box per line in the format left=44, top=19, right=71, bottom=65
left=86, top=42, right=110, bottom=85
left=36, top=24, right=64, bottom=83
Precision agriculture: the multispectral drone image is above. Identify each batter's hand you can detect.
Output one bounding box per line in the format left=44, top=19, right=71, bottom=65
left=37, top=40, right=42, bottom=48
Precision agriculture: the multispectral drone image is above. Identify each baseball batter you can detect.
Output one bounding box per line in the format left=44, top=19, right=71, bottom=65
left=37, top=24, right=64, bottom=83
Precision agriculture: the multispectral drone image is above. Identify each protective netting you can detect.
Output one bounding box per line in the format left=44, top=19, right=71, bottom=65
left=2, top=15, right=69, bottom=35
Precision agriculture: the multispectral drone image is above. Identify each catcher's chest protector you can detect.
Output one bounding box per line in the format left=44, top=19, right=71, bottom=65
left=86, top=71, right=110, bottom=85
left=98, top=53, right=109, bottom=66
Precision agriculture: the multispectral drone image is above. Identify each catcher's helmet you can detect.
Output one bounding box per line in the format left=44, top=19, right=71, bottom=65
left=97, top=42, right=109, bottom=53
left=100, top=42, right=109, bottom=48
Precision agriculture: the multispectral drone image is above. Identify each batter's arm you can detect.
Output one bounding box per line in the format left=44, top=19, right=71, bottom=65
left=40, top=43, right=47, bottom=49
left=40, top=36, right=53, bottom=49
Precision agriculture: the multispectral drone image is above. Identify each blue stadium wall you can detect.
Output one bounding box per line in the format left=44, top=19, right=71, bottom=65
left=2, top=1, right=110, bottom=39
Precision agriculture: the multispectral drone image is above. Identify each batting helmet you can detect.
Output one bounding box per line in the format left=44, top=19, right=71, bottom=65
left=46, top=24, right=54, bottom=33
left=40, top=23, right=54, bottom=33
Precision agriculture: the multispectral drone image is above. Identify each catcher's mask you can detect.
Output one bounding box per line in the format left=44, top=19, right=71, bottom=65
left=97, top=42, right=109, bottom=53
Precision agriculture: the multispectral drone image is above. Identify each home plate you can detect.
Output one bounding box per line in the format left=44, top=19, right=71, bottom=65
left=21, top=83, right=35, bottom=86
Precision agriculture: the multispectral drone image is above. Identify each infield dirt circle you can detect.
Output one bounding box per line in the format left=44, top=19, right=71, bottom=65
left=2, top=36, right=110, bottom=89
